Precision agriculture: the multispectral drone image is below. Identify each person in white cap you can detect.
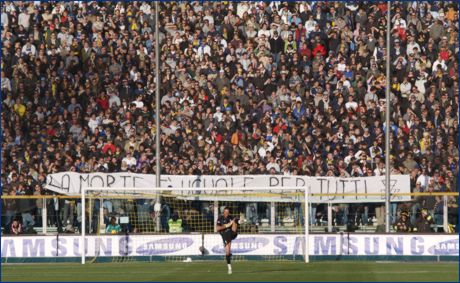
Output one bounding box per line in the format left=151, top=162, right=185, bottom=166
left=213, top=106, right=223, bottom=122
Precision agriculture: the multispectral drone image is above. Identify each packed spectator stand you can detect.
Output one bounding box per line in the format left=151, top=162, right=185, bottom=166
left=1, top=1, right=458, bottom=234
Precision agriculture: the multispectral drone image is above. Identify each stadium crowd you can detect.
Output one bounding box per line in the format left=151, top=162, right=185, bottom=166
left=1, top=1, right=458, bottom=234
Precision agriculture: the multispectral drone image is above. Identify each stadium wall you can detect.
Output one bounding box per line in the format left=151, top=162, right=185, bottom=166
left=1, top=234, right=458, bottom=262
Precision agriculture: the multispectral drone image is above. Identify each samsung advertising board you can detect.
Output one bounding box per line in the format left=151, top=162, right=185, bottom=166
left=1, top=235, right=202, bottom=258
left=205, top=234, right=459, bottom=256
left=1, top=234, right=457, bottom=258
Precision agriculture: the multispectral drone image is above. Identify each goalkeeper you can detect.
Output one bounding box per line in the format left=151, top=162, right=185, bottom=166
left=216, top=207, right=239, bottom=274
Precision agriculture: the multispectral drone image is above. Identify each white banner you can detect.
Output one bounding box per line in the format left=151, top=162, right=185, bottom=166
left=2, top=234, right=457, bottom=258
left=1, top=235, right=202, bottom=258
left=205, top=234, right=458, bottom=256
left=45, top=173, right=411, bottom=203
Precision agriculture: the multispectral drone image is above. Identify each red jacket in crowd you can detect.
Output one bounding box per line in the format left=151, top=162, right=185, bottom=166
left=312, top=43, right=326, bottom=58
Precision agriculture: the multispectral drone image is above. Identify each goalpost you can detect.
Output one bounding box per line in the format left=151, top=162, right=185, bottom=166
left=81, top=186, right=310, bottom=264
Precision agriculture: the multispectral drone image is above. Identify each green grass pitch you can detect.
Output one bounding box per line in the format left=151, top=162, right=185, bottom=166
left=2, top=261, right=458, bottom=282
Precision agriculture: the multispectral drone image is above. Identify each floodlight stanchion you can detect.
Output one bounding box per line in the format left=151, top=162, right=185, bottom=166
left=155, top=1, right=162, bottom=233
left=385, top=0, right=392, bottom=233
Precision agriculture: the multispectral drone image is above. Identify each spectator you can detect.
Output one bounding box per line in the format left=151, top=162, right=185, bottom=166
left=62, top=199, right=75, bottom=232
left=414, top=208, right=434, bottom=233
left=10, top=219, right=23, bottom=235
left=106, top=216, right=121, bottom=234
left=394, top=211, right=412, bottom=232
left=4, top=191, right=18, bottom=233
left=168, top=212, right=183, bottom=233
left=433, top=196, right=444, bottom=225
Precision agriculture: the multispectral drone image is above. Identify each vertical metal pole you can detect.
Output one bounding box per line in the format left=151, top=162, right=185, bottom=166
left=99, top=198, right=104, bottom=234
left=327, top=203, right=332, bottom=233
left=385, top=1, right=391, bottom=233
left=81, top=189, right=85, bottom=264
left=89, top=197, right=92, bottom=235
left=304, top=188, right=309, bottom=263
left=270, top=202, right=275, bottom=232
left=42, top=198, right=47, bottom=235
left=213, top=200, right=219, bottom=233
left=309, top=195, right=313, bottom=227
left=155, top=1, right=161, bottom=232
left=443, top=195, right=448, bottom=232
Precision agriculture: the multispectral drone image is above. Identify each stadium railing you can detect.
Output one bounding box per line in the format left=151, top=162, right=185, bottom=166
left=1, top=192, right=458, bottom=236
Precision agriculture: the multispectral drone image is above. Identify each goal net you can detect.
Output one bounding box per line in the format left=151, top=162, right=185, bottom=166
left=81, top=187, right=310, bottom=264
